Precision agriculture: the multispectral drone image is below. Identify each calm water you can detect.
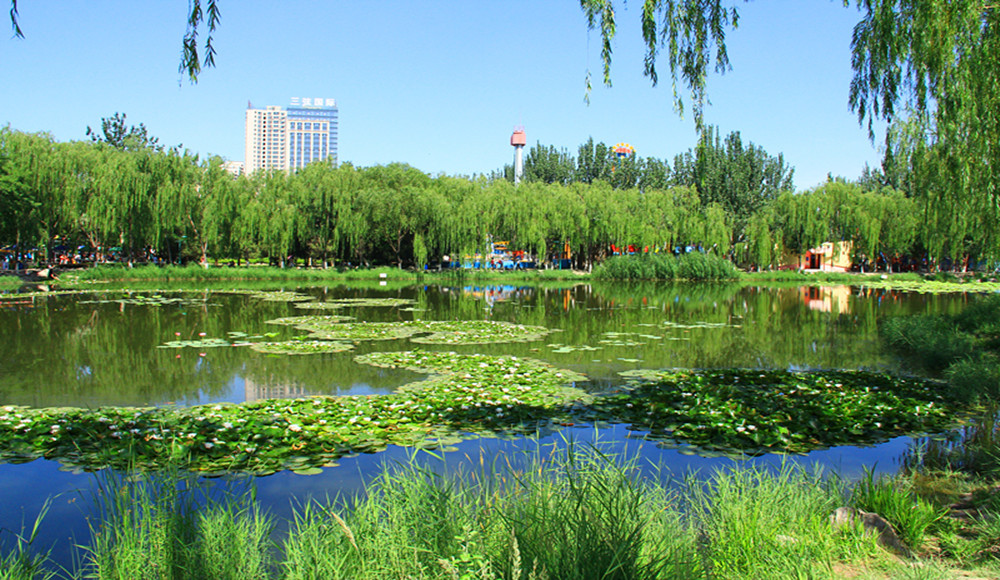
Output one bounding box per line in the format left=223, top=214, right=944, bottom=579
left=0, top=280, right=975, bottom=565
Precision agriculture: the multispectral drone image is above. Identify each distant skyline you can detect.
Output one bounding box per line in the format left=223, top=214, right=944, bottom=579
left=2, top=1, right=883, bottom=190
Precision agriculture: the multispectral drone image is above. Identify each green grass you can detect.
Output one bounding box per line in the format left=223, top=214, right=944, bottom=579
left=0, top=499, right=56, bottom=580
left=82, top=468, right=273, bottom=580
left=592, top=253, right=739, bottom=281
left=61, top=264, right=592, bottom=284
left=882, top=294, right=1000, bottom=405
left=64, top=264, right=419, bottom=283
left=849, top=470, right=947, bottom=550
left=14, top=443, right=990, bottom=580
left=0, top=276, right=23, bottom=290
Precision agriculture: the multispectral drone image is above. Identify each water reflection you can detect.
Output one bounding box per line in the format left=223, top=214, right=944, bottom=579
left=0, top=283, right=971, bottom=408
left=0, top=424, right=915, bottom=572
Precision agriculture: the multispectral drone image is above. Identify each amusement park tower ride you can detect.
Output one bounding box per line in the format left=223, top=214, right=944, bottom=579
left=511, top=127, right=526, bottom=184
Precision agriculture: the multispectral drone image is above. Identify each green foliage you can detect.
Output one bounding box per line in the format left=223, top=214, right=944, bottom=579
left=85, top=113, right=161, bottom=152
left=592, top=252, right=738, bottom=281
left=849, top=470, right=947, bottom=549
left=882, top=315, right=976, bottom=373
left=684, top=463, right=852, bottom=578
left=84, top=469, right=273, bottom=580
left=593, top=368, right=960, bottom=456
left=883, top=295, right=1000, bottom=404
left=673, top=126, right=794, bottom=237
left=580, top=0, right=737, bottom=127
left=852, top=0, right=1000, bottom=262
left=0, top=499, right=55, bottom=580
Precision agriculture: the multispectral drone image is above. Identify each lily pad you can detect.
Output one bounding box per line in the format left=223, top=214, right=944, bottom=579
left=249, top=340, right=354, bottom=355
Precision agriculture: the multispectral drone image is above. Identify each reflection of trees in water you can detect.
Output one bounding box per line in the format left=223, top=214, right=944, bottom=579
left=900, top=406, right=1000, bottom=477
left=0, top=292, right=284, bottom=406
left=0, top=284, right=975, bottom=408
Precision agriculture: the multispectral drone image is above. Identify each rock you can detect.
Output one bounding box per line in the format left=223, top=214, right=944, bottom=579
left=830, top=507, right=911, bottom=556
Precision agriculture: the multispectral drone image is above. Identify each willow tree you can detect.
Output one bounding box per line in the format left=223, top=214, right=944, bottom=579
left=850, top=1, right=1000, bottom=261
left=200, top=157, right=246, bottom=263
left=0, top=130, right=70, bottom=262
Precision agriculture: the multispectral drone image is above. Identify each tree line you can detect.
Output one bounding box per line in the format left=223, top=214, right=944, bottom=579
left=0, top=125, right=989, bottom=272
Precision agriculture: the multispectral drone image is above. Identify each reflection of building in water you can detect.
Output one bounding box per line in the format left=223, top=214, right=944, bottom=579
left=462, top=285, right=535, bottom=307
left=243, top=375, right=312, bottom=402
left=802, top=285, right=851, bottom=313
left=782, top=241, right=853, bottom=272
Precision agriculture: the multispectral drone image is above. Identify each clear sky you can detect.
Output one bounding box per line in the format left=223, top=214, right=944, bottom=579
left=1, top=1, right=883, bottom=190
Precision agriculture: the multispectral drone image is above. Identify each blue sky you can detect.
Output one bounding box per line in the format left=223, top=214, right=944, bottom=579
left=2, top=1, right=882, bottom=190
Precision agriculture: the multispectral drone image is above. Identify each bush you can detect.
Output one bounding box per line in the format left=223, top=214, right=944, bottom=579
left=945, top=353, right=1000, bottom=405
left=849, top=471, right=946, bottom=549
left=881, top=315, right=976, bottom=373
left=593, top=253, right=738, bottom=281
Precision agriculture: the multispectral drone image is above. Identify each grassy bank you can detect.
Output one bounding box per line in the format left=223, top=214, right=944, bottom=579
left=57, top=264, right=593, bottom=285
left=55, top=260, right=1000, bottom=288
left=5, top=443, right=999, bottom=579
left=0, top=275, right=24, bottom=289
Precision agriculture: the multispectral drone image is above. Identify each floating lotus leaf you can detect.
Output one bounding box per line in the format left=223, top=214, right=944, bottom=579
left=268, top=320, right=552, bottom=346
left=79, top=294, right=210, bottom=306
left=592, top=368, right=965, bottom=456
left=249, top=340, right=354, bottom=355
left=661, top=321, right=740, bottom=329
left=0, top=352, right=588, bottom=474
left=408, top=321, right=552, bottom=345
left=327, top=298, right=417, bottom=308
left=293, top=302, right=348, bottom=310
left=265, top=315, right=355, bottom=326
left=239, top=290, right=314, bottom=302
left=158, top=337, right=234, bottom=349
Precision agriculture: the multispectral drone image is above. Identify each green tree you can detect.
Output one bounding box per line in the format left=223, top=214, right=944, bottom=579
left=523, top=142, right=576, bottom=185
left=86, top=113, right=162, bottom=152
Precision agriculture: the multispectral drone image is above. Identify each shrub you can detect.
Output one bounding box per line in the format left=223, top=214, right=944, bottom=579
left=593, top=253, right=738, bottom=281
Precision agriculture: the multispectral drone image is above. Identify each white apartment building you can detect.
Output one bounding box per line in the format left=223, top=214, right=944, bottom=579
left=244, top=98, right=338, bottom=174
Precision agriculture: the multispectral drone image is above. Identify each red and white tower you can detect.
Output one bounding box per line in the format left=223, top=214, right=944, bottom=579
left=511, top=127, right=526, bottom=185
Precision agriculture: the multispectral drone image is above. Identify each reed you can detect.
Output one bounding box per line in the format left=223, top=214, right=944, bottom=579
left=0, top=499, right=56, bottom=580
left=82, top=468, right=273, bottom=580
left=14, top=444, right=983, bottom=579
left=849, top=470, right=946, bottom=549
left=0, top=276, right=22, bottom=290
left=66, top=264, right=415, bottom=283
left=592, top=253, right=738, bottom=281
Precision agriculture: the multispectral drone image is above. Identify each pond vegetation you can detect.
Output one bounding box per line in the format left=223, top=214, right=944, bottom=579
left=5, top=442, right=999, bottom=580
left=3, top=283, right=1000, bottom=578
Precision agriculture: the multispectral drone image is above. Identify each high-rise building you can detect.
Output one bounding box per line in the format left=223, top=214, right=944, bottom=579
left=244, top=98, right=338, bottom=174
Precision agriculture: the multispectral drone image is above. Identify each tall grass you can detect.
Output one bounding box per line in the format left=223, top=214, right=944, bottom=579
left=0, top=500, right=56, bottom=580
left=592, top=253, right=738, bottom=281
left=67, top=264, right=416, bottom=283
left=0, top=276, right=23, bottom=290
left=682, top=463, right=868, bottom=578
left=14, top=445, right=965, bottom=579
left=882, top=295, right=1000, bottom=404
left=849, top=470, right=946, bottom=550
left=83, top=468, right=273, bottom=580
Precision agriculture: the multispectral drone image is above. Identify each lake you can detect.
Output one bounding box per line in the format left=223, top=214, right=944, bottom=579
left=0, top=280, right=974, bottom=566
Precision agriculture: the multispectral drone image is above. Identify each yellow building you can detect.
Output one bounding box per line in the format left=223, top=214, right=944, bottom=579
left=781, top=241, right=853, bottom=272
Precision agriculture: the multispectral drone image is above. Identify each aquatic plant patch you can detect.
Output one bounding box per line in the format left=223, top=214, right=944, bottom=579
left=547, top=343, right=601, bottom=354
left=224, top=290, right=315, bottom=302
left=589, top=369, right=964, bottom=456
left=0, top=351, right=589, bottom=474
left=661, top=320, right=740, bottom=329
left=78, top=294, right=211, bottom=307
left=408, top=321, right=552, bottom=345
left=248, top=340, right=355, bottom=355
left=265, top=314, right=355, bottom=327
left=292, top=297, right=417, bottom=310
left=291, top=301, right=348, bottom=310
left=158, top=337, right=235, bottom=349
left=267, top=318, right=552, bottom=345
